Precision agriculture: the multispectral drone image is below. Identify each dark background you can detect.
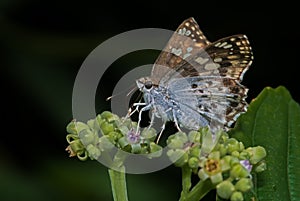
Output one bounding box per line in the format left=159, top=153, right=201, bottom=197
left=0, top=1, right=299, bottom=201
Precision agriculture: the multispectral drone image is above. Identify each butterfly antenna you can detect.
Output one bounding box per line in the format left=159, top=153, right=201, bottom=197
left=126, top=85, right=138, bottom=97
left=106, top=84, right=137, bottom=101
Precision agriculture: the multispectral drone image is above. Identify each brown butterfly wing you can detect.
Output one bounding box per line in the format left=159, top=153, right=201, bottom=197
left=150, top=17, right=210, bottom=85
left=149, top=17, right=253, bottom=129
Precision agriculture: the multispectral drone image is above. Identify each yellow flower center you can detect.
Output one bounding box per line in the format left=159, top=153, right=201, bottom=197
left=205, top=159, right=221, bottom=175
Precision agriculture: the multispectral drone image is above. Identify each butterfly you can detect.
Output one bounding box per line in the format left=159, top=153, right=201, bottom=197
left=134, top=17, right=253, bottom=140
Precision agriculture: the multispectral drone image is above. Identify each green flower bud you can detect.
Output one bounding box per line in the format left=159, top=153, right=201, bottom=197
left=230, top=191, right=244, bottom=201
left=86, top=144, right=101, bottom=160
left=235, top=178, right=253, bottom=192
left=231, top=151, right=240, bottom=158
left=148, top=142, right=162, bottom=158
left=247, top=146, right=267, bottom=164
left=208, top=151, right=220, bottom=160
left=167, top=149, right=188, bottom=167
left=230, top=164, right=250, bottom=179
left=96, top=113, right=104, bottom=124
left=217, top=180, right=235, bottom=199
left=220, top=158, right=231, bottom=172
left=190, top=146, right=200, bottom=158
left=68, top=138, right=85, bottom=153
left=141, top=127, right=157, bottom=141
left=98, top=136, right=115, bottom=151
left=140, top=146, right=149, bottom=154
left=219, top=131, right=229, bottom=142
left=210, top=172, right=223, bottom=184
left=87, top=119, right=96, bottom=129
left=101, top=111, right=119, bottom=122
left=218, top=144, right=227, bottom=157
left=66, top=120, right=77, bottom=134
left=230, top=157, right=240, bottom=166
left=118, top=136, right=129, bottom=148
left=66, top=134, right=88, bottom=160
left=100, top=111, right=113, bottom=119
left=222, top=155, right=232, bottom=165
left=167, top=132, right=188, bottom=149
left=188, top=130, right=201, bottom=143
left=67, top=121, right=89, bottom=134
left=226, top=138, right=240, bottom=154
left=238, top=142, right=245, bottom=152
left=254, top=161, right=267, bottom=172
left=77, top=122, right=91, bottom=133
left=188, top=157, right=199, bottom=169
left=79, top=129, right=98, bottom=145
left=100, top=121, right=115, bottom=135
left=107, top=131, right=122, bottom=141
left=118, top=125, right=130, bottom=135
left=238, top=151, right=249, bottom=160
left=131, top=143, right=141, bottom=154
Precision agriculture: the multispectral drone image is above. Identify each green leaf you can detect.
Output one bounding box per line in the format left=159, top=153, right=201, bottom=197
left=230, top=86, right=300, bottom=201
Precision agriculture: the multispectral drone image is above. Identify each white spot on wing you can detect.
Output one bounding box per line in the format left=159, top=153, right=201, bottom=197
left=195, top=57, right=209, bottom=64
left=214, top=57, right=222, bottom=62
left=171, top=48, right=182, bottom=56
left=214, top=42, right=221, bottom=47
left=204, top=63, right=220, bottom=70
left=219, top=42, right=228, bottom=47
left=223, top=44, right=233, bottom=49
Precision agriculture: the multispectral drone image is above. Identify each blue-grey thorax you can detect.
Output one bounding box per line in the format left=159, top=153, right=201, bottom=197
left=143, top=85, right=179, bottom=122
left=137, top=76, right=211, bottom=130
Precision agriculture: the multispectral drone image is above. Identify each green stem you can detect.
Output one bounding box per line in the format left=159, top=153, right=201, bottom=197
left=186, top=179, right=215, bottom=201
left=179, top=165, right=192, bottom=201
left=108, top=167, right=129, bottom=201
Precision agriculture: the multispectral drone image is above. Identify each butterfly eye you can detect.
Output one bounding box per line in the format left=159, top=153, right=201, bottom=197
left=144, top=81, right=153, bottom=89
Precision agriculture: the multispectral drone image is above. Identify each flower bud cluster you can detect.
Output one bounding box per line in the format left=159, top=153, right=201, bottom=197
left=166, top=127, right=267, bottom=200
left=66, top=111, right=162, bottom=161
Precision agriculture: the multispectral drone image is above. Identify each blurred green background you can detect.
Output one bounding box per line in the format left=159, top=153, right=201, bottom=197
left=0, top=1, right=298, bottom=201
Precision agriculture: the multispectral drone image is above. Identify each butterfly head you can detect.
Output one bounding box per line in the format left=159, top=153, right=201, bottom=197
left=136, top=77, right=155, bottom=92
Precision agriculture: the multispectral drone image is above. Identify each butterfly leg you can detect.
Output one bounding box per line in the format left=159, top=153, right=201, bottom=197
left=136, top=104, right=152, bottom=133
left=173, top=111, right=182, bottom=132
left=147, top=111, right=155, bottom=129
left=125, top=102, right=147, bottom=119
left=155, top=122, right=166, bottom=143
left=133, top=102, right=147, bottom=108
